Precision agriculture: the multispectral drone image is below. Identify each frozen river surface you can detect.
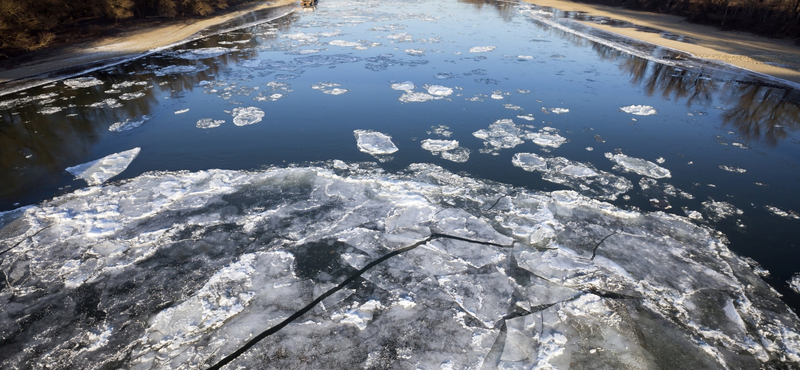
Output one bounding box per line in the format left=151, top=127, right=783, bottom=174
left=1, top=0, right=800, bottom=368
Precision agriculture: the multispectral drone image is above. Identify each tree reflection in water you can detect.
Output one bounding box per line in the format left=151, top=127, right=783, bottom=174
left=0, top=14, right=296, bottom=209
left=547, top=21, right=800, bottom=147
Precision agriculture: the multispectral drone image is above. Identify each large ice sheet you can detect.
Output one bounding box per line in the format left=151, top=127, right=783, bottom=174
left=65, top=148, right=141, bottom=186
left=1, top=164, right=798, bottom=370
left=354, top=129, right=399, bottom=156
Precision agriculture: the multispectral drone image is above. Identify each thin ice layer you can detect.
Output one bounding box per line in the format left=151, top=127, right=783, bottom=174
left=0, top=164, right=798, bottom=370
left=354, top=129, right=399, bottom=155
left=605, top=152, right=671, bottom=178
left=108, top=115, right=152, bottom=132
left=65, top=148, right=141, bottom=186
left=512, top=153, right=632, bottom=200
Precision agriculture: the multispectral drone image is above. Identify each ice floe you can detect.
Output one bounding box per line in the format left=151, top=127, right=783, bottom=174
left=196, top=118, right=225, bottom=129
left=469, top=46, right=496, bottom=53
left=329, top=40, right=361, bottom=47
left=512, top=153, right=632, bottom=200
left=174, top=108, right=190, bottom=114
left=64, top=77, right=104, bottom=89
left=399, top=91, right=435, bottom=103
left=765, top=205, right=800, bottom=219
left=354, top=129, right=399, bottom=156
left=231, top=106, right=265, bottom=126
left=790, top=274, right=800, bottom=294
left=420, top=139, right=470, bottom=163
left=65, top=148, right=141, bottom=186
left=108, top=115, right=152, bottom=132
left=620, top=105, right=657, bottom=115
left=391, top=81, right=415, bottom=91
left=173, top=47, right=230, bottom=60
left=702, top=200, right=743, bottom=221
left=312, top=82, right=348, bottom=95
left=423, top=85, right=453, bottom=96
left=472, top=119, right=526, bottom=154
left=720, top=165, right=746, bottom=173
left=1, top=164, right=798, bottom=369
left=427, top=125, right=452, bottom=137
left=526, top=126, right=568, bottom=148
left=605, top=152, right=671, bottom=178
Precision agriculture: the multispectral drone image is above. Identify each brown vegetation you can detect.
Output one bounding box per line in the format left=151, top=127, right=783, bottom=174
left=577, top=0, right=800, bottom=41
left=0, top=0, right=258, bottom=54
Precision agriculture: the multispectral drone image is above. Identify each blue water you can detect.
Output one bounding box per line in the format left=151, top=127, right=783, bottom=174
left=1, top=0, right=799, bottom=312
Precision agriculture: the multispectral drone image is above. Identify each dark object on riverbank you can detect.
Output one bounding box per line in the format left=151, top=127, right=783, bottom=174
left=575, top=0, right=800, bottom=43
left=0, top=0, right=263, bottom=56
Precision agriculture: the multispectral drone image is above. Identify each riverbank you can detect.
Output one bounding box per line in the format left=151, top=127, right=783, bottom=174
left=0, top=0, right=297, bottom=88
left=1, top=0, right=800, bottom=89
left=524, top=0, right=800, bottom=86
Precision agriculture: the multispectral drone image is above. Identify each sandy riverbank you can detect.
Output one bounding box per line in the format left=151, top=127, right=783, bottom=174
left=0, top=0, right=297, bottom=87
left=524, top=0, right=800, bottom=85
left=1, top=0, right=799, bottom=88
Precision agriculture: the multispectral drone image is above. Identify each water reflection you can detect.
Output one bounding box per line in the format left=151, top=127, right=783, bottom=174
left=0, top=14, right=297, bottom=209
left=530, top=13, right=800, bottom=147
left=458, top=0, right=516, bottom=21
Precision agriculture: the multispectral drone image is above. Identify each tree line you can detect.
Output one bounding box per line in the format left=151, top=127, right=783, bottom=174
left=0, top=0, right=256, bottom=54
left=580, top=0, right=800, bottom=41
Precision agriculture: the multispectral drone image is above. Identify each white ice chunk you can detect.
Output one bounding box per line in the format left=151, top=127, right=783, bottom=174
left=765, top=205, right=800, bottom=219
left=526, top=126, right=568, bottom=148
left=231, top=106, right=265, bottom=126
left=174, top=108, right=189, bottom=114
left=421, top=139, right=459, bottom=152
left=620, top=105, right=657, bottom=115
left=196, top=118, right=225, bottom=129
left=174, top=47, right=230, bottom=59
left=66, top=148, right=141, bottom=186
left=605, top=152, right=671, bottom=178
left=423, top=85, right=453, bottom=96
left=720, top=165, right=746, bottom=173
left=108, top=115, right=152, bottom=132
left=790, top=273, right=800, bottom=294
left=354, top=129, right=399, bottom=155
left=549, top=107, right=569, bottom=114
left=329, top=40, right=361, bottom=47
left=405, top=49, right=425, bottom=56
left=391, top=81, right=415, bottom=91
left=702, top=200, right=743, bottom=221
left=399, top=91, right=435, bottom=103
left=64, top=77, right=104, bottom=89
left=472, top=119, right=525, bottom=153
left=469, top=46, right=496, bottom=53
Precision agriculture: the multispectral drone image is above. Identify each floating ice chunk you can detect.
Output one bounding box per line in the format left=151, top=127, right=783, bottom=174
left=196, top=118, right=225, bottom=129
left=549, top=107, right=569, bottom=114
left=503, top=104, right=522, bottom=111
left=37, top=106, right=63, bottom=115
left=702, top=200, right=743, bottom=221
left=490, top=93, right=504, bottom=99
left=428, top=125, right=452, bottom=137
left=174, top=47, right=230, bottom=60
left=790, top=274, right=800, bottom=294
left=473, top=119, right=525, bottom=153
left=391, top=81, right=415, bottom=91
left=421, top=139, right=459, bottom=152
left=231, top=107, right=265, bottom=126
left=720, top=165, right=746, bottom=173
left=66, top=148, right=141, bottom=186
left=399, top=91, right=435, bottom=103
left=405, top=49, right=425, bottom=56
left=420, top=139, right=469, bottom=163
left=119, top=91, right=145, bottom=100
left=312, top=82, right=348, bottom=95
left=174, top=108, right=189, bottom=114
left=354, top=129, right=398, bottom=155
left=517, top=55, right=534, bottom=60
left=469, top=46, right=496, bottom=53
left=331, top=300, right=383, bottom=330
left=434, top=73, right=454, bottom=80
left=386, top=32, right=413, bottom=42
left=605, top=152, right=671, bottom=178
left=513, top=153, right=632, bottom=200
left=526, top=126, right=568, bottom=148
left=423, top=85, right=453, bottom=96
left=517, top=114, right=535, bottom=121
left=683, top=208, right=704, bottom=220
left=155, top=64, right=207, bottom=76
left=765, top=205, right=800, bottom=219
left=108, top=115, right=152, bottom=132
left=620, top=105, right=657, bottom=115
left=64, top=77, right=104, bottom=89
left=329, top=40, right=361, bottom=47
left=111, top=81, right=147, bottom=89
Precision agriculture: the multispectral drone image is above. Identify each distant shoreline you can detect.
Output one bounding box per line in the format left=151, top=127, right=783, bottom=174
left=0, top=0, right=297, bottom=94
left=1, top=0, right=799, bottom=91
left=524, top=0, right=800, bottom=86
